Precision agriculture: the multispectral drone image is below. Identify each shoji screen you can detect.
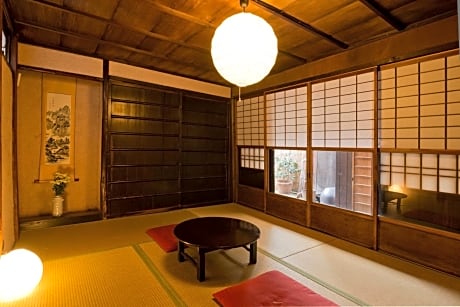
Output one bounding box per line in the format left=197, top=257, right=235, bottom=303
left=240, top=147, right=264, bottom=170
left=236, top=96, right=265, bottom=189
left=378, top=52, right=460, bottom=150
left=380, top=152, right=459, bottom=194
left=311, top=70, right=374, bottom=148
left=266, top=86, right=307, bottom=147
left=236, top=95, right=264, bottom=146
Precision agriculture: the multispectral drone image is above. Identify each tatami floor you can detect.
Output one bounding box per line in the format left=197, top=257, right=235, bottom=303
left=4, top=203, right=460, bottom=306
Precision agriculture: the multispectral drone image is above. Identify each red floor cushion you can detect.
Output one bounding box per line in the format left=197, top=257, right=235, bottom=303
left=146, top=224, right=177, bottom=252
left=213, top=270, right=338, bottom=307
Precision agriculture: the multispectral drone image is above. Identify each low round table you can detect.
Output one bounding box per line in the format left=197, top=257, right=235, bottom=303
left=173, top=216, right=260, bottom=281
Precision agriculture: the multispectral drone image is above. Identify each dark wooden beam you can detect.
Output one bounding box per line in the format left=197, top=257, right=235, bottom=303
left=359, top=0, right=405, bottom=31
left=251, top=0, right=348, bottom=49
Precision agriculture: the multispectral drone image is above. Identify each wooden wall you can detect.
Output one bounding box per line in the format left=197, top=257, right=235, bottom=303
left=105, top=79, right=230, bottom=217
left=379, top=218, right=460, bottom=276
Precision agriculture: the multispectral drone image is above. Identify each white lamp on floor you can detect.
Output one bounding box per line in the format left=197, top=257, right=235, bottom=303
left=0, top=248, right=43, bottom=302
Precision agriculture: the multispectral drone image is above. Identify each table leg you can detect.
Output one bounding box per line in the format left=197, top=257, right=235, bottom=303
left=198, top=248, right=206, bottom=282
left=249, top=241, right=257, bottom=264
left=178, top=241, right=185, bottom=262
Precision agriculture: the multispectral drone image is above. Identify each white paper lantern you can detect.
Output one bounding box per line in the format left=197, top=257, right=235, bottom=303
left=0, top=249, right=43, bottom=302
left=211, top=12, right=278, bottom=87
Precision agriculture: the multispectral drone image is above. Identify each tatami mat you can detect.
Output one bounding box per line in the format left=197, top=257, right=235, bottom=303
left=138, top=241, right=355, bottom=306
left=188, top=204, right=336, bottom=258
left=5, top=202, right=460, bottom=306
left=0, top=246, right=175, bottom=307
left=189, top=203, right=460, bottom=306
left=14, top=209, right=197, bottom=261
left=284, top=240, right=460, bottom=306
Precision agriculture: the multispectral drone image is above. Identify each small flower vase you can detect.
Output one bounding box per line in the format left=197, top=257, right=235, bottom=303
left=52, top=195, right=64, bottom=217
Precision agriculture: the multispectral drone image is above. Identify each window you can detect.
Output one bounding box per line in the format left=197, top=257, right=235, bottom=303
left=270, top=149, right=306, bottom=199
left=379, top=51, right=460, bottom=232
left=239, top=147, right=264, bottom=189
left=379, top=152, right=460, bottom=232
left=313, top=150, right=373, bottom=214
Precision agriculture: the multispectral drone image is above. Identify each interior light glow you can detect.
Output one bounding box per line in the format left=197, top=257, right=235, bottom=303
left=211, top=12, right=278, bottom=87
left=0, top=249, right=43, bottom=302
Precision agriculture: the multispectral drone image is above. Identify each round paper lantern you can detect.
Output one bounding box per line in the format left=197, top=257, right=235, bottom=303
left=0, top=249, right=43, bottom=302
left=211, top=12, right=278, bottom=87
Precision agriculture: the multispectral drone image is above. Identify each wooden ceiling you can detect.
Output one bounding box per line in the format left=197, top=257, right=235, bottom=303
left=6, top=0, right=458, bottom=86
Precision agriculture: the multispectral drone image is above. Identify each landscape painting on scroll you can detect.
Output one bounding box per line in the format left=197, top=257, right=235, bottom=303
left=45, top=93, right=71, bottom=165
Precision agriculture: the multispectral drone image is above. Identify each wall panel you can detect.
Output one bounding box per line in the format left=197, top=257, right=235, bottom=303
left=106, top=80, right=230, bottom=217
left=379, top=219, right=460, bottom=276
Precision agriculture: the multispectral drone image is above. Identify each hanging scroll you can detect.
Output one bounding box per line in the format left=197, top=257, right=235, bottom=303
left=39, top=74, right=76, bottom=181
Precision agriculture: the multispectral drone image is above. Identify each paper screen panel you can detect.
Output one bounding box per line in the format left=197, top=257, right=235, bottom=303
left=236, top=99, right=244, bottom=144
left=379, top=152, right=391, bottom=185
left=266, top=85, right=308, bottom=148
left=447, top=54, right=460, bottom=149
left=312, top=82, right=325, bottom=147
left=439, top=154, right=456, bottom=193
left=379, top=52, right=460, bottom=150
left=421, top=154, right=438, bottom=191
left=266, top=93, right=275, bottom=146
left=240, top=147, right=264, bottom=170
left=378, top=67, right=396, bottom=148
left=236, top=95, right=264, bottom=146
left=396, top=63, right=419, bottom=149
left=406, top=153, right=421, bottom=189
left=380, top=151, right=460, bottom=194
left=420, top=58, right=445, bottom=149
left=390, top=153, right=405, bottom=187
left=312, top=70, right=375, bottom=148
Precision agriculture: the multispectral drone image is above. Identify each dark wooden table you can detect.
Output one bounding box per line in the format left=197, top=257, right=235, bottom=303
left=381, top=190, right=408, bottom=212
left=173, top=216, right=260, bottom=281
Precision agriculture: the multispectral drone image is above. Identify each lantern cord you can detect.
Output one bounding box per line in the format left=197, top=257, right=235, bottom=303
left=238, top=86, right=241, bottom=102
left=240, top=0, right=248, bottom=11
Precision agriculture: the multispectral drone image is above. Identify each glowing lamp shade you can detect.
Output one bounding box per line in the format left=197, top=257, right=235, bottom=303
left=0, top=249, right=43, bottom=302
left=211, top=12, right=278, bottom=87
left=389, top=184, right=403, bottom=193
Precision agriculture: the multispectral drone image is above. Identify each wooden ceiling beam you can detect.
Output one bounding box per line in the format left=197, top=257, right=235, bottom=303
left=251, top=0, right=348, bottom=49
left=359, top=0, right=405, bottom=31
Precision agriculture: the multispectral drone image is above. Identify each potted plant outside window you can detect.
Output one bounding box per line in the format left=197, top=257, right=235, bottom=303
left=275, top=154, right=300, bottom=194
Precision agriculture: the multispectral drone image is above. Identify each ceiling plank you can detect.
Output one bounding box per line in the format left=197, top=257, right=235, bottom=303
left=27, top=0, right=307, bottom=65
left=27, top=0, right=209, bottom=53
left=358, top=0, right=405, bottom=31
left=144, top=0, right=214, bottom=28
left=15, top=19, right=212, bottom=73
left=251, top=0, right=348, bottom=49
